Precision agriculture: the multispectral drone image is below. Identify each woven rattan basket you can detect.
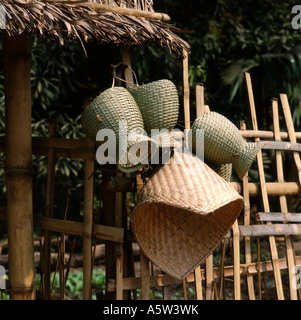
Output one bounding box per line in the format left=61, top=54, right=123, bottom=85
left=132, top=149, right=243, bottom=279
left=128, top=79, right=180, bottom=148
left=81, top=86, right=157, bottom=173
left=190, top=111, right=260, bottom=180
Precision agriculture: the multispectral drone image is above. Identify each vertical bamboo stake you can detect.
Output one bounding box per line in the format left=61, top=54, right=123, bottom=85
left=195, top=84, right=205, bottom=119
left=232, top=220, right=241, bottom=300
left=43, top=119, right=56, bottom=299
left=193, top=83, right=204, bottom=300
left=279, top=94, right=301, bottom=299
left=183, top=49, right=190, bottom=131
left=245, top=72, right=284, bottom=300
left=3, top=33, right=35, bottom=300
left=83, top=137, right=94, bottom=300
left=240, top=120, right=255, bottom=300
left=140, top=252, right=150, bottom=300
left=205, top=255, right=214, bottom=300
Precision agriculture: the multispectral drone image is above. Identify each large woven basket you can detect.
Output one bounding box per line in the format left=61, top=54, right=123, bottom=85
left=190, top=112, right=260, bottom=180
left=132, top=149, right=243, bottom=279
left=81, top=86, right=157, bottom=173
left=207, top=162, right=232, bottom=182
left=128, top=79, right=180, bottom=148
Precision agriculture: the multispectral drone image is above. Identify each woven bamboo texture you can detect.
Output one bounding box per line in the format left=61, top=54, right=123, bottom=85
left=81, top=86, right=156, bottom=173
left=132, top=150, right=243, bottom=279
left=128, top=79, right=179, bottom=147
left=191, top=111, right=260, bottom=180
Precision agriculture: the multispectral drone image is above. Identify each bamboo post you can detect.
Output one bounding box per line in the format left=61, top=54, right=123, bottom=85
left=232, top=220, right=241, bottom=300
left=43, top=119, right=57, bottom=299
left=140, top=253, right=150, bottom=300
left=205, top=255, right=214, bottom=300
left=240, top=120, right=255, bottom=300
left=83, top=137, right=95, bottom=300
left=272, top=98, right=297, bottom=300
left=245, top=72, right=284, bottom=300
left=183, top=49, right=190, bottom=132
left=280, top=94, right=301, bottom=299
left=3, top=33, right=35, bottom=300
left=195, top=84, right=205, bottom=118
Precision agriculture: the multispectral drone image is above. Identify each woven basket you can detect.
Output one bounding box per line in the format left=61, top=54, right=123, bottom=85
left=81, top=86, right=157, bottom=173
left=132, top=149, right=243, bottom=279
left=190, top=112, right=260, bottom=180
left=128, top=79, right=179, bottom=148
left=207, top=162, right=232, bottom=182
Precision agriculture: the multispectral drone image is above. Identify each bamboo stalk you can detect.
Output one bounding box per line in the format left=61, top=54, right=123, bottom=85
left=218, top=239, right=226, bottom=300
left=240, top=120, right=255, bottom=300
left=140, top=252, right=150, bottom=300
left=0, top=213, right=124, bottom=242
left=272, top=98, right=298, bottom=300
left=257, top=238, right=262, bottom=300
left=239, top=224, right=301, bottom=237
left=83, top=137, right=94, bottom=300
left=195, top=84, right=205, bottom=118
left=280, top=94, right=301, bottom=300
left=245, top=72, right=284, bottom=300
left=43, top=119, right=57, bottom=300
left=205, top=254, right=214, bottom=300
left=183, top=49, right=190, bottom=132
left=232, top=220, right=241, bottom=300
left=47, top=1, right=171, bottom=21
left=258, top=212, right=301, bottom=223
left=3, top=33, right=35, bottom=300
left=194, top=266, right=203, bottom=300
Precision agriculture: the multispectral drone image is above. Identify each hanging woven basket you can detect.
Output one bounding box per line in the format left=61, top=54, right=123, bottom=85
left=128, top=79, right=180, bottom=148
left=81, top=86, right=157, bottom=173
left=190, top=111, right=260, bottom=180
left=132, top=149, right=243, bottom=279
left=207, top=162, right=232, bottom=182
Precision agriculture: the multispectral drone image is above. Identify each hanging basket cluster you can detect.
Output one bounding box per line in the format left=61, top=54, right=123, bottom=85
left=81, top=78, right=260, bottom=279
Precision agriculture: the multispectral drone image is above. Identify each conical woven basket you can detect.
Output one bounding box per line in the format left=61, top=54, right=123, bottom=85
left=132, top=149, right=243, bottom=279
left=190, top=112, right=260, bottom=180
left=81, top=86, right=157, bottom=173
left=207, top=162, right=232, bottom=182
left=128, top=79, right=179, bottom=148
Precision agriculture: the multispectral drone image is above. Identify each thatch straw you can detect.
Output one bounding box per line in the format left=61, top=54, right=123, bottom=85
left=1, top=0, right=190, bottom=57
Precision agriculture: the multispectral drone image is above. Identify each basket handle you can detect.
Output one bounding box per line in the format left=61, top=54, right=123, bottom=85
left=111, top=62, right=139, bottom=88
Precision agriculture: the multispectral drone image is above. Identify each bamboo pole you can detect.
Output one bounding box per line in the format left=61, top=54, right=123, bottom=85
left=240, top=121, right=255, bottom=300
left=258, top=212, right=301, bottom=222
left=232, top=220, right=241, bottom=300
left=195, top=84, right=205, bottom=118
left=3, top=33, right=35, bottom=300
left=43, top=119, right=57, bottom=299
left=83, top=137, right=95, bottom=300
left=140, top=253, right=150, bottom=300
left=245, top=72, right=284, bottom=300
left=47, top=1, right=171, bottom=21
left=272, top=98, right=298, bottom=300
left=183, top=49, right=190, bottom=131
left=205, top=254, right=214, bottom=300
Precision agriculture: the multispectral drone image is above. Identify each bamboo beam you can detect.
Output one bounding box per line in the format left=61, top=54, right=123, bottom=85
left=245, top=72, right=284, bottom=300
left=239, top=224, right=301, bottom=237
left=47, top=1, right=171, bottom=21
left=3, top=33, right=35, bottom=300
left=83, top=137, right=94, bottom=300
left=258, top=212, right=301, bottom=223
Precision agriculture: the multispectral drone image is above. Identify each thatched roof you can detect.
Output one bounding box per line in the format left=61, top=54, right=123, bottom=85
left=1, top=0, right=190, bottom=57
